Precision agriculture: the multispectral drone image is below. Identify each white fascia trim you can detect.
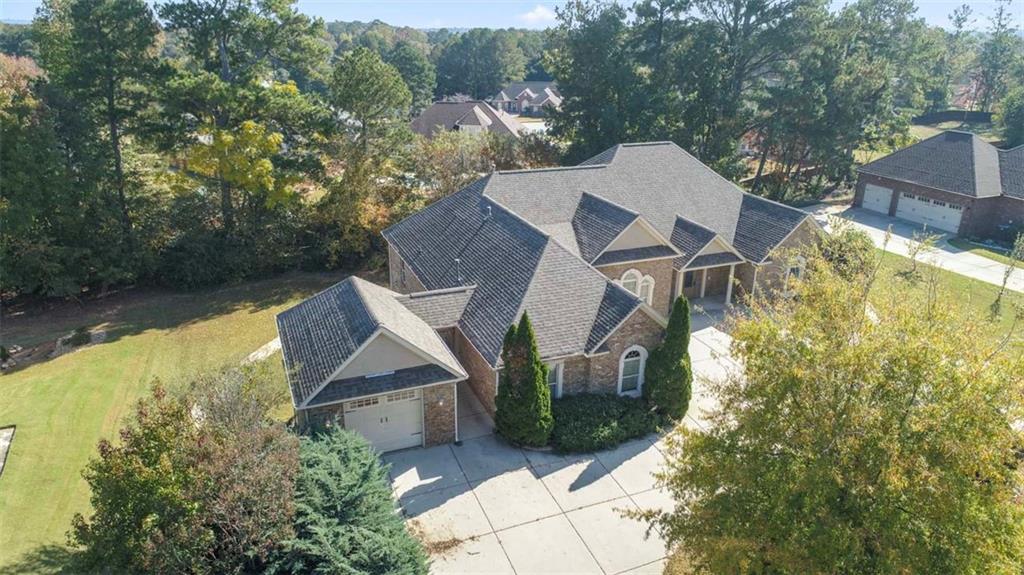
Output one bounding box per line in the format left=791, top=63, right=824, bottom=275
left=594, top=253, right=680, bottom=267
left=591, top=215, right=682, bottom=264
left=301, top=328, right=383, bottom=409
left=298, top=377, right=465, bottom=413
left=378, top=325, right=468, bottom=380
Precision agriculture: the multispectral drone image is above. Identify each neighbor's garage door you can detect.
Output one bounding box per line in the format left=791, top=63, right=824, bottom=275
left=894, top=192, right=963, bottom=233
left=862, top=183, right=893, bottom=214
left=344, top=389, right=423, bottom=453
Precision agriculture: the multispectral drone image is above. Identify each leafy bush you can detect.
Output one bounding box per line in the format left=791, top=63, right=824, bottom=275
left=68, top=327, right=91, bottom=347
left=820, top=217, right=875, bottom=279
left=550, top=394, right=661, bottom=453
left=494, top=313, right=554, bottom=447
left=268, top=427, right=428, bottom=575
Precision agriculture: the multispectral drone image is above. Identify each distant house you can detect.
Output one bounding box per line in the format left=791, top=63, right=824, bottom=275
left=491, top=81, right=562, bottom=116
left=854, top=131, right=1024, bottom=241
left=276, top=142, right=820, bottom=453
left=410, top=100, right=525, bottom=139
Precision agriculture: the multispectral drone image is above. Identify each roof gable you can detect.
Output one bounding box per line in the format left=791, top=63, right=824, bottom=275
left=571, top=191, right=638, bottom=262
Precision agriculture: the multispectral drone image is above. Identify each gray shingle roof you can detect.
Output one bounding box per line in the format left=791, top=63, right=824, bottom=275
left=688, top=252, right=743, bottom=269
left=394, top=286, right=475, bottom=327
left=411, top=101, right=523, bottom=139
left=276, top=277, right=465, bottom=408
left=382, top=141, right=812, bottom=368
left=1000, top=146, right=1024, bottom=200
left=572, top=191, right=638, bottom=262
left=858, top=131, right=1019, bottom=199
left=307, top=364, right=456, bottom=407
left=494, top=81, right=561, bottom=104
left=593, top=245, right=679, bottom=267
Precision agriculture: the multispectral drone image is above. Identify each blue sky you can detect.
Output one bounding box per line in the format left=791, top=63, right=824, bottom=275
left=1, top=0, right=1020, bottom=31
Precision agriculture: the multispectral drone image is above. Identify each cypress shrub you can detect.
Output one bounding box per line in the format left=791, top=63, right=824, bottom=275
left=268, top=428, right=427, bottom=575
left=494, top=313, right=554, bottom=447
left=643, top=296, right=693, bottom=419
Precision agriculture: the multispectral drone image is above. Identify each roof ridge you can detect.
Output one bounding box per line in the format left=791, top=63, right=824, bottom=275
left=580, top=191, right=640, bottom=217
left=347, top=277, right=384, bottom=328
left=398, top=284, right=478, bottom=299
left=495, top=164, right=607, bottom=175
left=619, top=141, right=675, bottom=147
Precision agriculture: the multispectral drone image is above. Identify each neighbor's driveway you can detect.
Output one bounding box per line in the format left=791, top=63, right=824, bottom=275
left=384, top=322, right=738, bottom=575
left=810, top=204, right=1024, bottom=293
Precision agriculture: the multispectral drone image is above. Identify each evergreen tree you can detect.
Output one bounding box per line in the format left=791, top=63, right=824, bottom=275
left=494, top=313, right=554, bottom=447
left=643, top=296, right=692, bottom=419
left=269, top=428, right=428, bottom=575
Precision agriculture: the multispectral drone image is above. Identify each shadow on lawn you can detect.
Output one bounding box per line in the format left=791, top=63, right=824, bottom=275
left=1, top=270, right=375, bottom=371
left=0, top=544, right=78, bottom=575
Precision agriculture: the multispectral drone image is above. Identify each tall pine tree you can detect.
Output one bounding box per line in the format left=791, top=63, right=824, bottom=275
left=494, top=313, right=554, bottom=447
left=643, top=296, right=693, bottom=419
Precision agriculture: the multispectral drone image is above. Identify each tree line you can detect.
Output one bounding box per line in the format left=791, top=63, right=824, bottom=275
left=545, top=0, right=1024, bottom=199
left=0, top=2, right=555, bottom=300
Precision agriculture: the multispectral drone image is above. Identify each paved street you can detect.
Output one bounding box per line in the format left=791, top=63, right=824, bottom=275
left=384, top=320, right=737, bottom=574
left=809, top=204, right=1023, bottom=293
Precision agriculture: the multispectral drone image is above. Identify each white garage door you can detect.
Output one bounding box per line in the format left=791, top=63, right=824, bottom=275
left=894, top=192, right=963, bottom=233
left=862, top=183, right=893, bottom=214
left=344, top=389, right=423, bottom=453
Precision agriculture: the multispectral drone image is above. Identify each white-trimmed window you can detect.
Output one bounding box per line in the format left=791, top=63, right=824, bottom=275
left=617, top=346, right=647, bottom=396
left=784, top=256, right=806, bottom=297
left=619, top=269, right=655, bottom=305
left=546, top=362, right=563, bottom=399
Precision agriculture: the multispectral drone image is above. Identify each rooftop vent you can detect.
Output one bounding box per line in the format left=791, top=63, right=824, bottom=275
left=455, top=258, right=463, bottom=284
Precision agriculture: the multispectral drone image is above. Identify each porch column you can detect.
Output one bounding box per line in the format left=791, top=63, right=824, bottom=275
left=725, top=264, right=736, bottom=304
left=700, top=268, right=708, bottom=298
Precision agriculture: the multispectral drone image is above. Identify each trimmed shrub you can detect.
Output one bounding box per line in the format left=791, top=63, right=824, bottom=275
left=643, top=296, right=693, bottom=419
left=494, top=313, right=554, bottom=447
left=268, top=427, right=428, bottom=575
left=550, top=394, right=661, bottom=453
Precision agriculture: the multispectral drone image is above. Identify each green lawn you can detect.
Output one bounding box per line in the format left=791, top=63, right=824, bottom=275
left=0, top=272, right=342, bottom=573
left=947, top=237, right=1018, bottom=266
left=873, top=250, right=1024, bottom=347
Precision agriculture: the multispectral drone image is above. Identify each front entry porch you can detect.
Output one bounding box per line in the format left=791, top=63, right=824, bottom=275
left=679, top=261, right=739, bottom=305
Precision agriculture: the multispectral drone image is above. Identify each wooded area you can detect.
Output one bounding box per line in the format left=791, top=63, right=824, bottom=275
left=1, top=0, right=1022, bottom=300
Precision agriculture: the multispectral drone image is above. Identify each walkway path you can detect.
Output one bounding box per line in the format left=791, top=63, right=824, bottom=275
left=808, top=204, right=1024, bottom=293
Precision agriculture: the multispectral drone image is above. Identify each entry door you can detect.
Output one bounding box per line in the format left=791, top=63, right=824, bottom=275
left=862, top=184, right=893, bottom=214
left=895, top=192, right=963, bottom=233
left=344, top=390, right=423, bottom=453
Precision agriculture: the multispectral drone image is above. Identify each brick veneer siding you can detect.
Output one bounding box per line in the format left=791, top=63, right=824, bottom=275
left=453, top=328, right=498, bottom=415
left=423, top=382, right=457, bottom=445
left=853, top=173, right=1024, bottom=242
left=595, top=257, right=676, bottom=317
left=586, top=309, right=666, bottom=394
left=562, top=355, right=589, bottom=395
left=388, top=243, right=426, bottom=294
left=755, top=217, right=821, bottom=295
left=733, top=262, right=756, bottom=298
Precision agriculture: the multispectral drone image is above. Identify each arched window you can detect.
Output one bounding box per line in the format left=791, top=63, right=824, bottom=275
left=619, top=269, right=655, bottom=305
left=618, top=345, right=647, bottom=396
left=638, top=276, right=655, bottom=305
left=620, top=269, right=641, bottom=295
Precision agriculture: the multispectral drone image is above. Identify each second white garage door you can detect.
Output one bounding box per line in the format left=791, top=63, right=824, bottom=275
left=862, top=183, right=893, bottom=214
left=895, top=192, right=963, bottom=233
left=344, top=389, right=423, bottom=453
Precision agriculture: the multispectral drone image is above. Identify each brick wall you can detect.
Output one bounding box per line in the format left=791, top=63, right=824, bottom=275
left=586, top=309, right=665, bottom=394
left=854, top=173, right=1024, bottom=242
left=387, top=243, right=426, bottom=294
left=754, top=217, right=821, bottom=296
left=562, top=355, right=589, bottom=395
left=595, top=258, right=676, bottom=317
left=423, top=382, right=457, bottom=446
left=453, top=328, right=498, bottom=415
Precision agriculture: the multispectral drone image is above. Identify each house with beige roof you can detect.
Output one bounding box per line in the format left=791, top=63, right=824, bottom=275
left=277, top=142, right=820, bottom=453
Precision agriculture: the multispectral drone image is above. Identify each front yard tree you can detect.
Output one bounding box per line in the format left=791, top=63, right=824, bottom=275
left=495, top=313, right=554, bottom=447
left=643, top=296, right=692, bottom=419
left=646, top=248, right=1024, bottom=573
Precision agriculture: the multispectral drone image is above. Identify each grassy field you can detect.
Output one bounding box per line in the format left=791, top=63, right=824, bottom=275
left=0, top=272, right=343, bottom=573
left=873, top=250, right=1024, bottom=347
left=947, top=237, right=1018, bottom=266
left=909, top=121, right=1001, bottom=143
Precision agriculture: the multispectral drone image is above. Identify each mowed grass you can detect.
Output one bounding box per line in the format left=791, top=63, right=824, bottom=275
left=873, top=250, right=1024, bottom=347
left=0, top=272, right=342, bottom=571
left=947, top=237, right=1019, bottom=266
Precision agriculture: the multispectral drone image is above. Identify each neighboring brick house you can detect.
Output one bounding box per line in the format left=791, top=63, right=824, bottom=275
left=854, top=131, right=1024, bottom=242
left=411, top=100, right=524, bottom=139
left=276, top=142, right=819, bottom=453
left=491, top=81, right=562, bottom=116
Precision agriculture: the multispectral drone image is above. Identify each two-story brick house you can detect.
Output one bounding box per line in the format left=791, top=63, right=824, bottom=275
left=276, top=142, right=819, bottom=453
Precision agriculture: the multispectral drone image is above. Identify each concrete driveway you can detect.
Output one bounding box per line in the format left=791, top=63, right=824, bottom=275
left=384, top=321, right=737, bottom=574
left=810, top=204, right=1024, bottom=293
